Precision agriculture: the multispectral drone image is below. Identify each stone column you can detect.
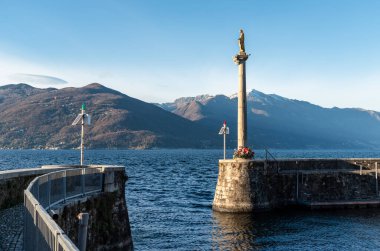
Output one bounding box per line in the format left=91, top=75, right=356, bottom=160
left=233, top=52, right=249, bottom=148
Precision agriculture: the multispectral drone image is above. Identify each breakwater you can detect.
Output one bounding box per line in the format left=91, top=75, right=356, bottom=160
left=0, top=166, right=70, bottom=210
left=0, top=164, right=133, bottom=250
left=23, top=165, right=133, bottom=251
left=213, top=158, right=380, bottom=212
left=54, top=166, right=133, bottom=250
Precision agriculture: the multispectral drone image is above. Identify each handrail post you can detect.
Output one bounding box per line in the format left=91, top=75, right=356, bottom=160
left=78, top=213, right=89, bottom=251
left=81, top=168, right=85, bottom=197
left=48, top=175, right=51, bottom=210
left=100, top=172, right=104, bottom=192
left=63, top=170, right=67, bottom=203
left=37, top=180, right=40, bottom=201
left=376, top=162, right=378, bottom=197
left=296, top=170, right=299, bottom=201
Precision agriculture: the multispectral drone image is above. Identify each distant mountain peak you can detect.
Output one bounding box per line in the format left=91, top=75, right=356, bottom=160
left=0, top=83, right=56, bottom=106
left=229, top=89, right=290, bottom=103
left=0, top=83, right=35, bottom=90
left=84, top=83, right=105, bottom=89
left=361, top=109, right=380, bottom=121
left=229, top=93, right=237, bottom=99
left=174, top=94, right=214, bottom=104
left=0, top=83, right=57, bottom=95
left=79, top=83, right=126, bottom=96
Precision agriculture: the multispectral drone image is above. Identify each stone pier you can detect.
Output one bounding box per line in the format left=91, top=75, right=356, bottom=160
left=213, top=158, right=380, bottom=213
left=213, top=159, right=254, bottom=212
left=213, top=30, right=380, bottom=214
left=212, top=30, right=252, bottom=213
left=55, top=167, right=133, bottom=250
left=0, top=165, right=133, bottom=250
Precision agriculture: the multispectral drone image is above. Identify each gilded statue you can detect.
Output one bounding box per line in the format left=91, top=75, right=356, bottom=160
left=238, top=29, right=245, bottom=52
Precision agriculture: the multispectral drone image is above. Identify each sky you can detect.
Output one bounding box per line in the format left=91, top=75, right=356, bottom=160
left=1, top=0, right=380, bottom=110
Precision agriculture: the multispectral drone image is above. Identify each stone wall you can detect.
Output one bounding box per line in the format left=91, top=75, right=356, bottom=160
left=0, top=166, right=69, bottom=209
left=55, top=170, right=133, bottom=251
left=213, top=159, right=380, bottom=213
left=0, top=165, right=133, bottom=250
left=213, top=160, right=297, bottom=212
left=298, top=171, right=378, bottom=203
left=268, top=158, right=380, bottom=171
left=0, top=175, right=36, bottom=209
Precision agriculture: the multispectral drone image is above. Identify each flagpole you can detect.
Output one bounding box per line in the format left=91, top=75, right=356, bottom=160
left=224, top=121, right=228, bottom=160
left=81, top=103, right=85, bottom=166
left=223, top=130, right=226, bottom=160
left=219, top=121, right=229, bottom=160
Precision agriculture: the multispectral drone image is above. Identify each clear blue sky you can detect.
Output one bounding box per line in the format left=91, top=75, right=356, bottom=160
left=1, top=0, right=380, bottom=110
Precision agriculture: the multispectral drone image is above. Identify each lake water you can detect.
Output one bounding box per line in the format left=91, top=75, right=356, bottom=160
left=2, top=149, right=380, bottom=250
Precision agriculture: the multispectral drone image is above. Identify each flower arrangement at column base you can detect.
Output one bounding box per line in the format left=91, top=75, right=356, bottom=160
left=233, top=146, right=254, bottom=159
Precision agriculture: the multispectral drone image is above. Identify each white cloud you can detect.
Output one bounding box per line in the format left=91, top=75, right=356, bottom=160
left=8, top=73, right=67, bottom=85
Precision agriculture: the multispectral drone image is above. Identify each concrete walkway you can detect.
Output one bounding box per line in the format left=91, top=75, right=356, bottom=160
left=0, top=204, right=23, bottom=251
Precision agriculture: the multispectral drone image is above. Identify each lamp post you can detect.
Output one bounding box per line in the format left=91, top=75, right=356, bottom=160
left=218, top=121, right=229, bottom=160
left=72, top=103, right=91, bottom=165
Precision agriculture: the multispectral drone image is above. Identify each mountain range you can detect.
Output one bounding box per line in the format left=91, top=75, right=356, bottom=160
left=0, top=83, right=380, bottom=149
left=158, top=90, right=380, bottom=149
left=0, top=83, right=215, bottom=149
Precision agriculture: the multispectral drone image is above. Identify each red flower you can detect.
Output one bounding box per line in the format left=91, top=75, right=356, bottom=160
left=233, top=146, right=254, bottom=159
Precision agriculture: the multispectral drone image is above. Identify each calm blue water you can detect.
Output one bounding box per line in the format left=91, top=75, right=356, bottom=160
left=2, top=149, right=380, bottom=250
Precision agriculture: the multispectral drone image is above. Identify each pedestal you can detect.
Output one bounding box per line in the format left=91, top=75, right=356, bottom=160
left=212, top=159, right=255, bottom=212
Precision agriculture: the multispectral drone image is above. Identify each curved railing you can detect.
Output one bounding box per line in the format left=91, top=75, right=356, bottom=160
left=24, top=167, right=104, bottom=251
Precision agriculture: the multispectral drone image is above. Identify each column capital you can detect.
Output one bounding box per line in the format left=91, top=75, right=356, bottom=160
left=233, top=52, right=249, bottom=65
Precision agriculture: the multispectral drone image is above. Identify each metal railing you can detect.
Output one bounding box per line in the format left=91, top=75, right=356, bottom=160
left=265, top=148, right=280, bottom=173
left=24, top=167, right=104, bottom=251
left=264, top=148, right=277, bottom=162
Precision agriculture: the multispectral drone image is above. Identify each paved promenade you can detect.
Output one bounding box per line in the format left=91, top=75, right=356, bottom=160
left=0, top=204, right=23, bottom=251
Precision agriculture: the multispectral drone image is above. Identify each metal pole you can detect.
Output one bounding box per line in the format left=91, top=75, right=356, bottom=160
left=81, top=168, right=85, bottom=196
left=223, top=132, right=226, bottom=160
left=296, top=171, right=299, bottom=201
left=376, top=162, right=378, bottom=197
left=63, top=170, right=67, bottom=203
left=77, top=213, right=89, bottom=251
left=48, top=175, right=51, bottom=210
left=81, top=108, right=84, bottom=166
left=37, top=180, right=40, bottom=201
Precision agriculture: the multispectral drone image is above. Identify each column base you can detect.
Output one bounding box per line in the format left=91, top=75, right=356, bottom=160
left=212, top=159, right=255, bottom=213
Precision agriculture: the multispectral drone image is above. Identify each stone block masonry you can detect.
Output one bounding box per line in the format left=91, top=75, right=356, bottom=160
left=213, top=158, right=380, bottom=213
left=0, top=165, right=133, bottom=250
left=56, top=170, right=133, bottom=250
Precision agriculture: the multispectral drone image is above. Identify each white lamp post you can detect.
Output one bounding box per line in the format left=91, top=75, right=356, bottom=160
left=218, top=121, right=229, bottom=160
left=72, top=103, right=91, bottom=165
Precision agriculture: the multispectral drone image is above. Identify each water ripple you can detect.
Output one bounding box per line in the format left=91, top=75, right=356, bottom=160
left=2, top=149, right=380, bottom=250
